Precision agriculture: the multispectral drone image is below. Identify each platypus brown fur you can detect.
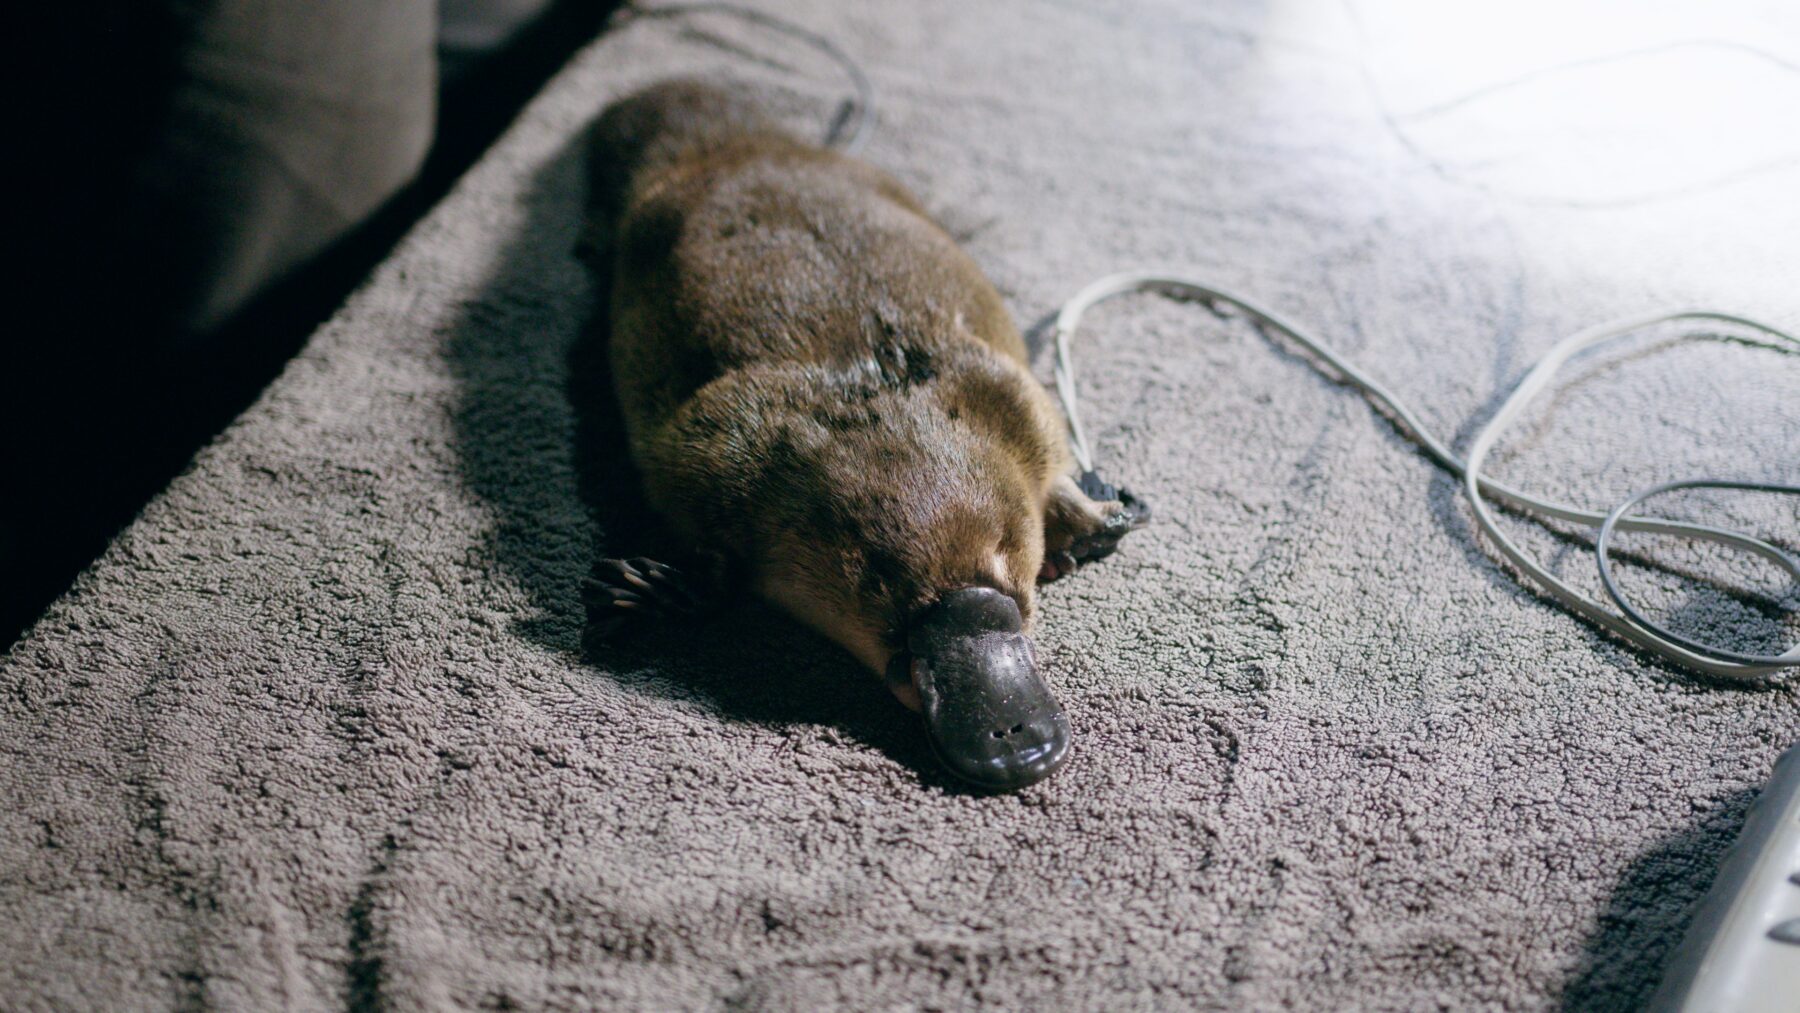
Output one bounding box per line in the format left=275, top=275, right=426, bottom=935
left=581, top=80, right=1148, bottom=789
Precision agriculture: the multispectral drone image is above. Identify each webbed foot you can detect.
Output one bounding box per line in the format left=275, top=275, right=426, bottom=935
left=1039, top=472, right=1152, bottom=583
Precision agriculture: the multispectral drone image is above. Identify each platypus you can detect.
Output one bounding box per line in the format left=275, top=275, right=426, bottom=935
left=581, top=80, right=1148, bottom=790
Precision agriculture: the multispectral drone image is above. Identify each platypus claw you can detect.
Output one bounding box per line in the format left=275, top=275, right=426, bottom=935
left=583, top=557, right=698, bottom=640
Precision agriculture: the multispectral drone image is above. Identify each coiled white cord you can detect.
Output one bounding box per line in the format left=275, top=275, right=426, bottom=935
left=1053, top=275, right=1800, bottom=680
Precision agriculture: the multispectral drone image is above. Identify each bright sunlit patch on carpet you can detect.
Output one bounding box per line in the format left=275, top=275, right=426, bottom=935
left=1324, top=1, right=1800, bottom=205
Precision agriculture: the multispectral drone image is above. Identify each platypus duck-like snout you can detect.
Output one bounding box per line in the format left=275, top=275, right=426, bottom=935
left=894, top=586, right=1071, bottom=790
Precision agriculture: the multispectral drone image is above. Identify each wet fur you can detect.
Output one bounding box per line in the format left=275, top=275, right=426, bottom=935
left=585, top=80, right=1120, bottom=675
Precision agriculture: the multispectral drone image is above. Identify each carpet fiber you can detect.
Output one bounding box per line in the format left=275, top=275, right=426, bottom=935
left=4, top=2, right=1798, bottom=1008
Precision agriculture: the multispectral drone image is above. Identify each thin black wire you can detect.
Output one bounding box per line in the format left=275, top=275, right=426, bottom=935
left=627, top=2, right=875, bottom=154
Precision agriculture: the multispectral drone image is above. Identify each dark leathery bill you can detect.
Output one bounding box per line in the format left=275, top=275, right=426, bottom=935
left=902, top=586, right=1071, bottom=790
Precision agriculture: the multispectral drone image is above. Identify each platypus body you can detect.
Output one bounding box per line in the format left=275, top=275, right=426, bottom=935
left=582, top=81, right=1147, bottom=789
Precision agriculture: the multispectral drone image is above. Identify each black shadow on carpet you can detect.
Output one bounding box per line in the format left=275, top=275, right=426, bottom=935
left=1558, top=785, right=1756, bottom=1011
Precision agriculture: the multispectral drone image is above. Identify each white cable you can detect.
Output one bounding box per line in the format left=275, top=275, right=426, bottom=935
left=1053, top=273, right=1800, bottom=680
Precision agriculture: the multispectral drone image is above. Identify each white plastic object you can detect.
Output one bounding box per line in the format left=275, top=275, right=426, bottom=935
left=1650, top=744, right=1800, bottom=1012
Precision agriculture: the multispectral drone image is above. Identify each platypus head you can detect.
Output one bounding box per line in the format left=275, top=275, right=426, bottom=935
left=748, top=384, right=1071, bottom=790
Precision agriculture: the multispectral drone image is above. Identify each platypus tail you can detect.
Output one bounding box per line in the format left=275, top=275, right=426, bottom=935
left=585, top=79, right=776, bottom=231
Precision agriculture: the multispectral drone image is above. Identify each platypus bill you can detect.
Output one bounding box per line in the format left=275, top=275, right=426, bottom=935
left=580, top=80, right=1149, bottom=790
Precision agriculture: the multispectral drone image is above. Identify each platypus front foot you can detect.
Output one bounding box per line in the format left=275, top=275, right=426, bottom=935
left=583, top=556, right=707, bottom=641
left=1039, top=473, right=1152, bottom=583
left=1070, top=483, right=1151, bottom=563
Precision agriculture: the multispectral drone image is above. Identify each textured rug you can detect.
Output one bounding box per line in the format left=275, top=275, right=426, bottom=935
left=4, top=1, right=1798, bottom=1008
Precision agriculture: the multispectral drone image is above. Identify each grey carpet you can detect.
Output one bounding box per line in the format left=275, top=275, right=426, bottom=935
left=4, top=2, right=1798, bottom=1009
